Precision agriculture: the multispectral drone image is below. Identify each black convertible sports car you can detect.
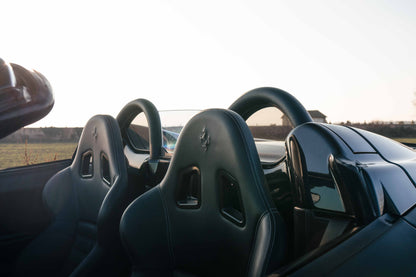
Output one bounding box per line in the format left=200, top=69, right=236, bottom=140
left=1, top=60, right=416, bottom=277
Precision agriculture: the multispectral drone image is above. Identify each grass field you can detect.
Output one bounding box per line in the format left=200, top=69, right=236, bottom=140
left=0, top=143, right=77, bottom=170
left=0, top=137, right=414, bottom=171
left=393, top=138, right=416, bottom=144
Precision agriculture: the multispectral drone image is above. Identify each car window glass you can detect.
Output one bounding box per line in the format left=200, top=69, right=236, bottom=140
left=128, top=113, right=150, bottom=151
left=246, top=107, right=293, bottom=163
left=160, top=110, right=199, bottom=153
left=309, top=173, right=346, bottom=212
left=0, top=127, right=79, bottom=170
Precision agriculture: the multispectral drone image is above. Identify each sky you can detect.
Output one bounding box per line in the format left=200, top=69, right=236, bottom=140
left=1, top=0, right=415, bottom=127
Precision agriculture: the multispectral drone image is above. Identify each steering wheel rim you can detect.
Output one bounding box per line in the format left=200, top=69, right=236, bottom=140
left=116, top=98, right=163, bottom=161
left=229, top=87, right=312, bottom=127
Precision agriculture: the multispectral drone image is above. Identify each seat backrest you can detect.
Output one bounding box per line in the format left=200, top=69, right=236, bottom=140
left=14, top=115, right=129, bottom=277
left=120, top=109, right=286, bottom=277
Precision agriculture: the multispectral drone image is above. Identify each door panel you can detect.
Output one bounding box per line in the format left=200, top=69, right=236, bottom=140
left=0, top=159, right=71, bottom=274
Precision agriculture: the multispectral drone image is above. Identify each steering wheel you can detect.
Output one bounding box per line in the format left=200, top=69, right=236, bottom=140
left=116, top=98, right=163, bottom=172
left=229, top=87, right=312, bottom=127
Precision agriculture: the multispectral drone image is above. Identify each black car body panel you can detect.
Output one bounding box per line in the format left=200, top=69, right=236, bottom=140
left=0, top=159, right=71, bottom=276
left=282, top=122, right=416, bottom=276
left=288, top=212, right=416, bottom=277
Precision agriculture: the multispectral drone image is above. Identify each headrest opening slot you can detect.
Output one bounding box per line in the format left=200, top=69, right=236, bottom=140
left=101, top=153, right=111, bottom=186
left=80, top=150, right=93, bottom=178
left=176, top=166, right=201, bottom=209
left=219, top=171, right=245, bottom=227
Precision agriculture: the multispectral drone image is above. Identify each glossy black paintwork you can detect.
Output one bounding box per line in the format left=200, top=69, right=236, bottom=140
left=287, top=122, right=416, bottom=220
left=283, top=122, right=416, bottom=276
left=351, top=127, right=416, bottom=190
left=289, top=213, right=416, bottom=277
left=286, top=123, right=377, bottom=224
left=323, top=124, right=376, bottom=154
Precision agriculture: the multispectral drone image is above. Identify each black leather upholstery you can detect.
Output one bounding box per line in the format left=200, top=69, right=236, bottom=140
left=14, top=115, right=129, bottom=277
left=229, top=87, right=312, bottom=127
left=120, top=109, right=287, bottom=277
left=117, top=98, right=163, bottom=161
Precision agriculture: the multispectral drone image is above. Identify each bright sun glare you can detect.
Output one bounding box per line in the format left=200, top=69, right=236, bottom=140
left=1, top=0, right=415, bottom=127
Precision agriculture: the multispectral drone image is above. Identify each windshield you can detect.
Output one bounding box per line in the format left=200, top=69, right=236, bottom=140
left=160, top=110, right=200, bottom=153
left=159, top=108, right=289, bottom=163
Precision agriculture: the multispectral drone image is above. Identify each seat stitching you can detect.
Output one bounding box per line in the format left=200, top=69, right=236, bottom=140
left=158, top=186, right=175, bottom=268
left=223, top=110, right=271, bottom=210
left=262, top=210, right=277, bottom=276
left=246, top=210, right=268, bottom=276
left=103, top=116, right=124, bottom=182
left=222, top=110, right=283, bottom=275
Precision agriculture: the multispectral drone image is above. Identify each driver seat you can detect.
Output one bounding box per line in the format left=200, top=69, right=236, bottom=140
left=120, top=109, right=287, bottom=276
left=14, top=115, right=134, bottom=277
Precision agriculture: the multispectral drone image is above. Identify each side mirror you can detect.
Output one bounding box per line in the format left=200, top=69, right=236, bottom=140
left=0, top=58, right=54, bottom=139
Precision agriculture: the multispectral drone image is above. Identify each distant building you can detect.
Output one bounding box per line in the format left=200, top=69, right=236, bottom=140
left=308, top=110, right=327, bottom=123
left=282, top=110, right=327, bottom=126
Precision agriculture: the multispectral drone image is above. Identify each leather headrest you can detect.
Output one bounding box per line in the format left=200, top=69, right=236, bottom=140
left=121, top=109, right=281, bottom=276
left=43, top=115, right=126, bottom=223
left=162, top=108, right=273, bottom=211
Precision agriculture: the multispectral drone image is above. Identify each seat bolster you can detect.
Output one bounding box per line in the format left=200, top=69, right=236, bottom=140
left=248, top=210, right=287, bottom=277
left=14, top=189, right=78, bottom=277
left=120, top=186, right=173, bottom=272
left=69, top=243, right=129, bottom=277
left=42, top=168, right=73, bottom=216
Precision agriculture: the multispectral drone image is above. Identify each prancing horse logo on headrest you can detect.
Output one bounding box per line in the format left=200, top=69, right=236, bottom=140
left=92, top=126, right=98, bottom=141
left=200, top=127, right=210, bottom=152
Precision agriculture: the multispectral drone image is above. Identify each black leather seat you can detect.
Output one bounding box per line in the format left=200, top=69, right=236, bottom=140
left=14, top=115, right=132, bottom=277
left=120, top=109, right=287, bottom=277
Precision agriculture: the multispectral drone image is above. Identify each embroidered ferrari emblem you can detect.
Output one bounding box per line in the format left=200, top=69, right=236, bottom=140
left=92, top=126, right=98, bottom=141
left=200, top=127, right=210, bottom=151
